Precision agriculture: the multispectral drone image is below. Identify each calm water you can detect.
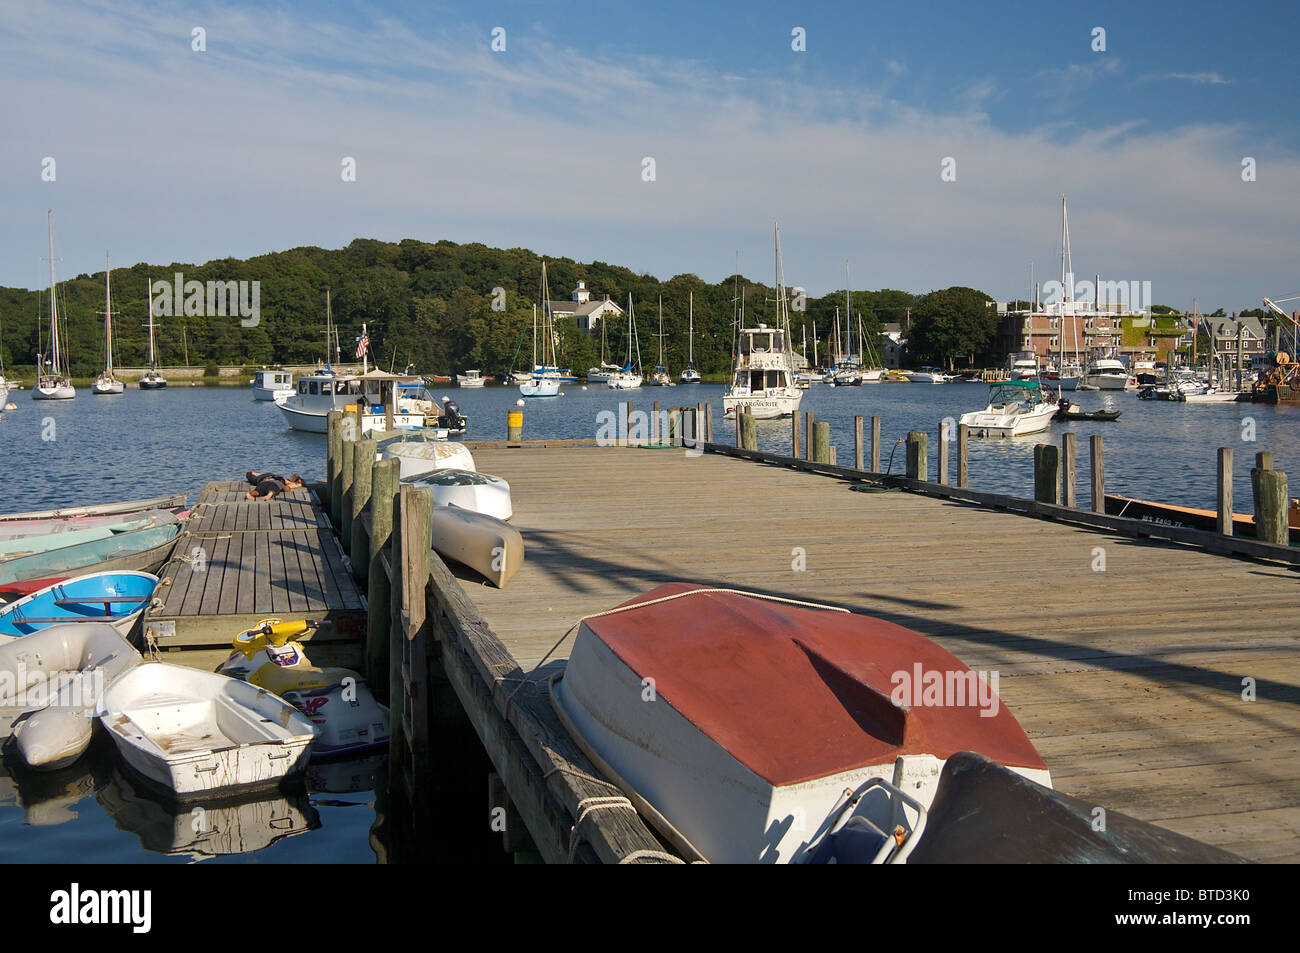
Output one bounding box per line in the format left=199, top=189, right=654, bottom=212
left=1, top=380, right=1296, bottom=862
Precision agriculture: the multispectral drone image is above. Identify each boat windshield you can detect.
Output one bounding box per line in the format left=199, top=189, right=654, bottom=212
left=989, top=383, right=1041, bottom=405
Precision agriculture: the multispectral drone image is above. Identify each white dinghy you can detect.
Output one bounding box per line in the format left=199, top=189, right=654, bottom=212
left=0, top=622, right=141, bottom=770
left=431, top=506, right=524, bottom=588
left=379, top=438, right=475, bottom=479
left=100, top=662, right=316, bottom=799
left=402, top=468, right=513, bottom=520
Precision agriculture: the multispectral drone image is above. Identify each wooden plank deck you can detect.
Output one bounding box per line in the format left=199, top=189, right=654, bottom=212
left=457, top=445, right=1300, bottom=863
left=142, top=480, right=366, bottom=667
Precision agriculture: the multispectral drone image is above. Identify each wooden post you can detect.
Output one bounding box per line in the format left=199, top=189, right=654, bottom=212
left=830, top=446, right=838, bottom=465
left=1034, top=444, right=1061, bottom=504
left=1254, top=469, right=1289, bottom=545
left=668, top=407, right=680, bottom=444
left=1217, top=447, right=1233, bottom=536
left=937, top=421, right=949, bottom=486
left=705, top=403, right=713, bottom=443
left=388, top=483, right=404, bottom=731
left=366, top=458, right=399, bottom=694
left=697, top=403, right=706, bottom=448
left=957, top=424, right=969, bottom=488
left=1062, top=432, right=1077, bottom=508
left=906, top=431, right=928, bottom=482
left=350, top=438, right=376, bottom=578
left=804, top=412, right=814, bottom=461
left=652, top=400, right=660, bottom=444
left=340, top=434, right=356, bottom=551
left=792, top=414, right=802, bottom=458
left=1256, top=451, right=1274, bottom=472
left=871, top=416, right=881, bottom=472
left=813, top=421, right=831, bottom=463
left=507, top=408, right=523, bottom=445
left=326, top=410, right=341, bottom=511
left=739, top=411, right=758, bottom=451
left=1090, top=435, right=1105, bottom=513
left=735, top=407, right=744, bottom=448
left=328, top=410, right=344, bottom=526
left=854, top=416, right=864, bottom=470
left=626, top=401, right=635, bottom=446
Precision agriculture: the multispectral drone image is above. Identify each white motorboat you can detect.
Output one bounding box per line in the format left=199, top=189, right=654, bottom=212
left=456, top=369, right=486, bottom=388
left=379, top=439, right=475, bottom=479
left=0, top=622, right=142, bottom=769
left=550, top=583, right=1050, bottom=863
left=587, top=365, right=620, bottom=385
left=903, top=367, right=949, bottom=383
left=100, top=662, right=316, bottom=799
left=1080, top=358, right=1130, bottom=390
left=402, top=468, right=513, bottom=520
left=277, top=369, right=441, bottom=434
left=723, top=224, right=802, bottom=420
left=959, top=379, right=1058, bottom=437
left=430, top=505, right=523, bottom=588
left=250, top=369, right=294, bottom=401
left=33, top=212, right=75, bottom=401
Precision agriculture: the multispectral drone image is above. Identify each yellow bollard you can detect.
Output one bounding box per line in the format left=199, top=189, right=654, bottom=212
left=507, top=409, right=523, bottom=445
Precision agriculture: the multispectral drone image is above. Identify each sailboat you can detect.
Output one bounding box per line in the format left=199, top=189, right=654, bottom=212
left=92, top=254, right=125, bottom=395
left=587, top=315, right=620, bottom=384
left=646, top=296, right=675, bottom=386
left=606, top=294, right=644, bottom=390
left=722, top=224, right=802, bottom=419
left=680, top=292, right=701, bottom=383
left=1045, top=198, right=1082, bottom=390
left=33, top=211, right=75, bottom=401
left=519, top=262, right=561, bottom=398
left=138, top=278, right=167, bottom=389
left=0, top=309, right=18, bottom=394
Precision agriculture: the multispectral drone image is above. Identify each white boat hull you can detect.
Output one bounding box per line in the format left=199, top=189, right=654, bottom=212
left=252, top=385, right=294, bottom=401
left=92, top=379, right=125, bottom=395
left=379, top=440, right=476, bottom=479
left=959, top=403, right=1057, bottom=437
left=1081, top=376, right=1129, bottom=390
left=519, top=379, right=560, bottom=397
left=402, top=469, right=513, bottom=520
left=33, top=384, right=75, bottom=400
left=100, top=662, right=315, bottom=799
left=430, top=506, right=523, bottom=588
left=722, top=391, right=802, bottom=419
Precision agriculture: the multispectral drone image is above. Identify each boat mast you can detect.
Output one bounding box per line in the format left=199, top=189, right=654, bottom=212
left=47, top=210, right=60, bottom=381
left=688, top=292, right=694, bottom=368
left=147, top=275, right=158, bottom=372
left=657, top=295, right=665, bottom=373
left=103, top=252, right=114, bottom=375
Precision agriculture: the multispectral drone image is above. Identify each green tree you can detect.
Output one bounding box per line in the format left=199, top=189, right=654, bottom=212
left=907, top=287, right=996, bottom=369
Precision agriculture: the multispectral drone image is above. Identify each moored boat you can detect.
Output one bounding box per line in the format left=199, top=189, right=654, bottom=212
left=1105, top=493, right=1300, bottom=545
left=99, top=662, right=316, bottom=799
left=551, top=583, right=1050, bottom=863
left=456, top=369, right=486, bottom=387
left=959, top=379, right=1058, bottom=437
left=0, top=517, right=181, bottom=588
left=250, top=368, right=294, bottom=401
left=0, top=571, right=159, bottom=639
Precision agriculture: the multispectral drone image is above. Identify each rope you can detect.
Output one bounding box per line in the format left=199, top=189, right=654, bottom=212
left=618, top=849, right=686, bottom=865
left=567, top=796, right=637, bottom=863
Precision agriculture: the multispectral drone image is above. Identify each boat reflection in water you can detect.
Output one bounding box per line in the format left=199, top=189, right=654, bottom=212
left=97, top=765, right=321, bottom=860
left=0, top=744, right=107, bottom=827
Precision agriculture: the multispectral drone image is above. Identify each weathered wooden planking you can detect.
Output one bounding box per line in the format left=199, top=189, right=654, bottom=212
left=456, top=445, right=1300, bottom=863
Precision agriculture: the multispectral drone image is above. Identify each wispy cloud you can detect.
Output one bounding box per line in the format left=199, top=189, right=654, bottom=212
left=1165, top=71, right=1231, bottom=85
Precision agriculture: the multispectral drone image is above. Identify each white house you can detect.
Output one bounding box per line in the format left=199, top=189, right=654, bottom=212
left=547, top=281, right=624, bottom=333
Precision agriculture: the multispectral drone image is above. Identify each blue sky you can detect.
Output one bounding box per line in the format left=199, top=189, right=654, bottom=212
left=3, top=0, right=1299, bottom=310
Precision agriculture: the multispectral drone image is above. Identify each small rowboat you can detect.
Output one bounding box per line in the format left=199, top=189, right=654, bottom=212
left=0, top=493, right=187, bottom=524
left=402, top=468, right=513, bottom=520
left=378, top=436, right=475, bottom=479
left=1105, top=493, right=1300, bottom=545
left=551, top=583, right=1049, bottom=863
left=0, top=622, right=142, bottom=769
left=0, top=571, right=159, bottom=639
left=0, top=522, right=179, bottom=589
left=431, top=506, right=523, bottom=588
left=100, top=662, right=316, bottom=800
left=1054, top=400, right=1121, bottom=422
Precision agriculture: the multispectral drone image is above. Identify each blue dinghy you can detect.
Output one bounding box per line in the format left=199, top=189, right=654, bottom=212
left=0, top=571, right=159, bottom=639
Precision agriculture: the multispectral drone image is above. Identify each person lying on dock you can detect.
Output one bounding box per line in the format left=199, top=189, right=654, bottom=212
left=246, top=470, right=289, bottom=486
left=246, top=474, right=304, bottom=501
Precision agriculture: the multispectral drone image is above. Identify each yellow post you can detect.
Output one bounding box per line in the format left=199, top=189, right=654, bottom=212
left=507, top=408, right=523, bottom=445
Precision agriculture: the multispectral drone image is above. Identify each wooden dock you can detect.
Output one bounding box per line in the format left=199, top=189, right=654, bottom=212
left=141, top=480, right=366, bottom=670
left=443, top=445, right=1299, bottom=863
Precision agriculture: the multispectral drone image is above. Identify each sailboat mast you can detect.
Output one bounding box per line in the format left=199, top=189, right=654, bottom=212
left=47, top=210, right=60, bottom=379
left=688, top=292, right=694, bottom=365
left=104, top=252, right=114, bottom=374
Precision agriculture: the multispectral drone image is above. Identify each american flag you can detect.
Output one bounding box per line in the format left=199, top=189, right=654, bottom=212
left=355, top=325, right=369, bottom=359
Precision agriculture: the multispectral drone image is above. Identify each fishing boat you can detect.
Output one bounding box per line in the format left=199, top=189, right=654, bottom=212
left=138, top=278, right=167, bottom=389
left=1105, top=494, right=1300, bottom=545
left=456, top=369, right=486, bottom=388
left=680, top=292, right=701, bottom=383
left=402, top=469, right=512, bottom=520
left=91, top=254, right=125, bottom=395
left=550, top=584, right=1050, bottom=864
left=0, top=571, right=159, bottom=639
left=33, top=212, right=75, bottom=401
left=604, top=293, right=644, bottom=390
left=217, top=619, right=389, bottom=757
left=1054, top=399, right=1121, bottom=422
left=0, top=622, right=142, bottom=770
left=99, top=662, right=316, bottom=799
left=519, top=263, right=563, bottom=398
left=379, top=438, right=475, bottom=479
left=959, top=379, right=1058, bottom=437
left=277, top=369, right=442, bottom=434
left=431, top=506, right=523, bottom=588
left=250, top=368, right=294, bottom=401
left=645, top=296, right=675, bottom=386
left=723, top=225, right=802, bottom=419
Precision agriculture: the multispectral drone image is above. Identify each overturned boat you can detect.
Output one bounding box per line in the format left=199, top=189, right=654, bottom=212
left=378, top=436, right=475, bottom=479
left=402, top=468, right=513, bottom=520
left=551, top=583, right=1050, bottom=863
left=431, top=506, right=523, bottom=588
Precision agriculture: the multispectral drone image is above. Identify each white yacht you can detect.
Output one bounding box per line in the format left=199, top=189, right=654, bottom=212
left=277, top=369, right=442, bottom=434
left=456, top=369, right=486, bottom=388
left=92, top=254, right=125, bottom=395
left=605, top=293, right=643, bottom=390
left=519, top=263, right=563, bottom=398
left=250, top=369, right=294, bottom=401
left=903, top=367, right=949, bottom=384
left=723, top=225, right=803, bottom=419
left=1080, top=358, right=1130, bottom=390
left=138, top=277, right=167, bottom=390
left=959, top=380, right=1058, bottom=437
left=680, top=292, right=701, bottom=383
left=33, top=212, right=75, bottom=401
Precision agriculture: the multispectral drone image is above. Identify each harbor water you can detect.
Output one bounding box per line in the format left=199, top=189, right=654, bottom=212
left=1, top=380, right=1295, bottom=862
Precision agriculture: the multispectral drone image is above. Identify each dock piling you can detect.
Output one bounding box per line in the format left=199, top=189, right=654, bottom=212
left=1034, top=445, right=1061, bottom=505
left=328, top=410, right=344, bottom=525
left=813, top=421, right=831, bottom=464
left=1062, top=432, right=1077, bottom=508
left=957, top=424, right=969, bottom=488
left=340, top=433, right=356, bottom=549
left=1254, top=469, right=1289, bottom=545
left=937, top=420, right=950, bottom=486
left=652, top=401, right=661, bottom=444
left=507, top=409, right=523, bottom=445
left=793, top=414, right=802, bottom=458
left=366, top=458, right=400, bottom=695
left=350, top=438, right=376, bottom=578
left=871, top=416, right=881, bottom=472
left=906, top=431, right=928, bottom=482
left=1217, top=447, right=1233, bottom=536
left=854, top=416, right=864, bottom=470
left=804, top=412, right=813, bottom=462
left=739, top=411, right=758, bottom=451
left=1090, top=435, right=1105, bottom=513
